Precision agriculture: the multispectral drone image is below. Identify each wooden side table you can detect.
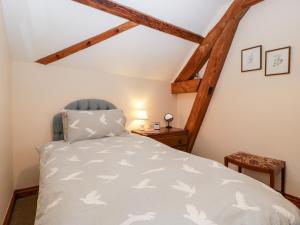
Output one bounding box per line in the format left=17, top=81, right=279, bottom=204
left=224, top=152, right=286, bottom=194
left=132, top=127, right=189, bottom=152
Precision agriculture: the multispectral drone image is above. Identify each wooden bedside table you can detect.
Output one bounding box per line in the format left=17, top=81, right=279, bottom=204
left=132, top=127, right=189, bottom=152
left=225, top=152, right=286, bottom=194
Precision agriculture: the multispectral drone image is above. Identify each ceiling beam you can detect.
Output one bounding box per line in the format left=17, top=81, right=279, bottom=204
left=36, top=21, right=137, bottom=65
left=174, top=0, right=263, bottom=82
left=171, top=79, right=201, bottom=94
left=72, top=0, right=204, bottom=43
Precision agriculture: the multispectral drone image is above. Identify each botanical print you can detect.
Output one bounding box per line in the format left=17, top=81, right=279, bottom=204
left=266, top=47, right=291, bottom=76
left=272, top=54, right=284, bottom=68
left=247, top=52, right=254, bottom=64
left=242, top=45, right=262, bottom=72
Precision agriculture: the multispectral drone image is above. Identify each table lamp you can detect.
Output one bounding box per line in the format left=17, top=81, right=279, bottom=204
left=136, top=110, right=148, bottom=130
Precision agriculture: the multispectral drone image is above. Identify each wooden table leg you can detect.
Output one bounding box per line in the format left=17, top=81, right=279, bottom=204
left=224, top=158, right=229, bottom=167
left=270, top=172, right=275, bottom=189
left=281, top=167, right=285, bottom=195
left=238, top=166, right=242, bottom=173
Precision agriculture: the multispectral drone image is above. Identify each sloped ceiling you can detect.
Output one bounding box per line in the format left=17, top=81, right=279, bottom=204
left=2, top=0, right=232, bottom=81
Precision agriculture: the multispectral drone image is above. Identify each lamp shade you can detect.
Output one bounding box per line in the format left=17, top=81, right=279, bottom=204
left=136, top=110, right=148, bottom=120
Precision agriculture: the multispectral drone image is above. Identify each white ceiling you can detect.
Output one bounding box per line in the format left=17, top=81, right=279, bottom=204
left=2, top=0, right=232, bottom=81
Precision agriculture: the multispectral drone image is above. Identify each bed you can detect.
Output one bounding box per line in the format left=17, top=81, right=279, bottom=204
left=35, top=99, right=300, bottom=225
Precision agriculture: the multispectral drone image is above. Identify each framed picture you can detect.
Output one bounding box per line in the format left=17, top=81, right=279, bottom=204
left=265, top=47, right=291, bottom=76
left=241, top=45, right=262, bottom=72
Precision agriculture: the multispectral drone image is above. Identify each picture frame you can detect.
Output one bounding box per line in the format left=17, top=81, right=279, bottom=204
left=265, top=46, right=291, bottom=76
left=241, top=45, right=262, bottom=72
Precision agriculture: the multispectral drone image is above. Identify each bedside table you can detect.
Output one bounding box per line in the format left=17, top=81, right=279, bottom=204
left=132, top=127, right=189, bottom=152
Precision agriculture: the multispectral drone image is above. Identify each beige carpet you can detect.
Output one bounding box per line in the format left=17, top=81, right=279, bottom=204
left=10, top=195, right=38, bottom=225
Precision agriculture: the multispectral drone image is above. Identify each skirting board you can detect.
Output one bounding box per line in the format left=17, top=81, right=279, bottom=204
left=2, top=185, right=299, bottom=225
left=2, top=186, right=39, bottom=225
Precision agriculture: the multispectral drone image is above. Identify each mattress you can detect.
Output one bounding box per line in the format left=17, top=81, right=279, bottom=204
left=35, top=134, right=300, bottom=225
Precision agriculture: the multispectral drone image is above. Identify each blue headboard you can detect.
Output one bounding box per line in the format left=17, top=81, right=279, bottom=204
left=53, top=99, right=117, bottom=141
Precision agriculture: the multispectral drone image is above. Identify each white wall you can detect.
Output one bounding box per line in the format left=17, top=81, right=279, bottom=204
left=11, top=62, right=177, bottom=188
left=177, top=0, right=300, bottom=197
left=0, top=1, right=13, bottom=222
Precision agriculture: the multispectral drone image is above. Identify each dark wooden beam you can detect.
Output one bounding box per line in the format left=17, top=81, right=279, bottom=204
left=36, top=21, right=137, bottom=65
left=171, top=79, right=201, bottom=94
left=72, top=0, right=204, bottom=43
left=175, top=0, right=263, bottom=82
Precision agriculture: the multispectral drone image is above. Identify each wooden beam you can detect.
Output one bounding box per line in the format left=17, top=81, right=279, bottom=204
left=242, top=0, right=264, bottom=7
left=36, top=21, right=137, bottom=65
left=185, top=18, right=243, bottom=152
left=171, top=79, right=201, bottom=94
left=175, top=0, right=263, bottom=82
left=184, top=0, right=263, bottom=152
left=72, top=0, right=204, bottom=44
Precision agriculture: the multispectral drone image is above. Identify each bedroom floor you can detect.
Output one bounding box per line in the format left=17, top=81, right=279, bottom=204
left=9, top=195, right=38, bottom=225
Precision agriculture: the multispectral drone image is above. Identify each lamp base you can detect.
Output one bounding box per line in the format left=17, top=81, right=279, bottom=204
left=139, top=124, right=145, bottom=131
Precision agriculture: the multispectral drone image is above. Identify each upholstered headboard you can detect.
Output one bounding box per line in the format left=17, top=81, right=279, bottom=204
left=53, top=99, right=117, bottom=141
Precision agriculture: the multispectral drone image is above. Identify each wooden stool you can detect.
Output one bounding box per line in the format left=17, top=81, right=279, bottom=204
left=224, top=152, right=286, bottom=194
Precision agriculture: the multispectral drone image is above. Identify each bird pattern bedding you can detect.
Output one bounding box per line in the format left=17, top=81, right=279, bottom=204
left=35, top=134, right=300, bottom=225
